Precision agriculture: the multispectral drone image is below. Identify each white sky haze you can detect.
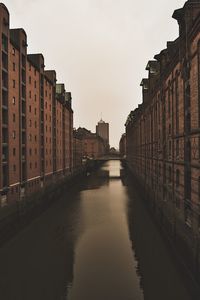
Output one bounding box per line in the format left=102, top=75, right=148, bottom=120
left=4, top=0, right=186, bottom=148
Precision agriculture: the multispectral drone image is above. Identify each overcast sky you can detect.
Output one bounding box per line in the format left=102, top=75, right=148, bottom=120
left=4, top=0, right=186, bottom=148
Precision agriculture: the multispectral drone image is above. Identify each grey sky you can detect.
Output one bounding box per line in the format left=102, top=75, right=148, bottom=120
left=4, top=0, right=185, bottom=148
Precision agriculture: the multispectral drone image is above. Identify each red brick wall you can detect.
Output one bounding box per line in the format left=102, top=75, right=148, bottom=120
left=44, top=77, right=53, bottom=176
left=8, top=43, right=20, bottom=187
left=56, top=100, right=63, bottom=173
left=26, top=60, right=40, bottom=181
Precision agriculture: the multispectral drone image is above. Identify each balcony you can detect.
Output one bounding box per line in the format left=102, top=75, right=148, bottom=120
left=2, top=34, right=8, bottom=53
left=22, top=162, right=26, bottom=182
left=2, top=128, right=8, bottom=144
left=21, top=54, right=26, bottom=69
left=2, top=109, right=8, bottom=126
left=22, top=85, right=26, bottom=99
left=2, top=165, right=8, bottom=188
left=21, top=116, right=26, bottom=130
left=2, top=90, right=8, bottom=107
left=22, top=132, right=26, bottom=145
left=22, top=147, right=26, bottom=160
left=2, top=52, right=8, bottom=70
left=41, top=100, right=44, bottom=110
left=22, top=69, right=26, bottom=84
left=22, top=101, right=26, bottom=115
left=2, top=70, right=8, bottom=89
left=2, top=146, right=8, bottom=163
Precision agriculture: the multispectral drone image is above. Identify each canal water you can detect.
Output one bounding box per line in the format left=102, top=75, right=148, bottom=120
left=0, top=160, right=197, bottom=300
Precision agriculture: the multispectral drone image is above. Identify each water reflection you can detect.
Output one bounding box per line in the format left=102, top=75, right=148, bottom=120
left=82, top=170, right=110, bottom=190
left=125, top=175, right=197, bottom=300
left=67, top=161, right=144, bottom=300
left=0, top=161, right=197, bottom=300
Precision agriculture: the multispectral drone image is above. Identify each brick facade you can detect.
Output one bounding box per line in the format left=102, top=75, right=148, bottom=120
left=75, top=127, right=106, bottom=159
left=125, top=0, right=200, bottom=276
left=119, top=133, right=126, bottom=157
left=0, top=4, right=74, bottom=205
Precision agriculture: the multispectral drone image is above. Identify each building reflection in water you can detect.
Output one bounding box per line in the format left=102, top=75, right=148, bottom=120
left=0, top=161, right=196, bottom=300
left=125, top=174, right=196, bottom=300
left=65, top=161, right=144, bottom=300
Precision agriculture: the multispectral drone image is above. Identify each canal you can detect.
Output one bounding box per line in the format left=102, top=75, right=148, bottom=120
left=0, top=160, right=198, bottom=300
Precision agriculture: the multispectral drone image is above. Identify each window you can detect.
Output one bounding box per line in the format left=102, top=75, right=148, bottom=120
left=29, top=119, right=32, bottom=127
left=29, top=134, right=32, bottom=141
left=35, top=121, right=37, bottom=128
left=29, top=106, right=31, bottom=112
left=176, top=140, right=179, bottom=158
left=169, top=140, right=172, bottom=157
left=176, top=170, right=180, bottom=187
left=12, top=48, right=15, bottom=55
left=12, top=97, right=16, bottom=105
left=35, top=135, right=37, bottom=142
left=13, top=131, right=16, bottom=139
left=35, top=95, right=37, bottom=102
left=13, top=148, right=16, bottom=156
left=34, top=108, right=37, bottom=115
left=169, top=124, right=171, bottom=135
left=13, top=80, right=15, bottom=88
left=13, top=113, right=16, bottom=122
left=169, top=166, right=172, bottom=183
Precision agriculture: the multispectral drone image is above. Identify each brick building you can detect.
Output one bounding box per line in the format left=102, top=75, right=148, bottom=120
left=73, top=129, right=83, bottom=172
left=119, top=133, right=126, bottom=157
left=75, top=127, right=106, bottom=159
left=0, top=4, right=74, bottom=206
left=125, top=0, right=200, bottom=275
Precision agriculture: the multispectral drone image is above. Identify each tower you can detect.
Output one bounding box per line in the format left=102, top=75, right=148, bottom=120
left=96, top=119, right=109, bottom=152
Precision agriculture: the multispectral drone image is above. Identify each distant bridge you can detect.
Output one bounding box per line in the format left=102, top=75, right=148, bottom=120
left=95, top=155, right=124, bottom=161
